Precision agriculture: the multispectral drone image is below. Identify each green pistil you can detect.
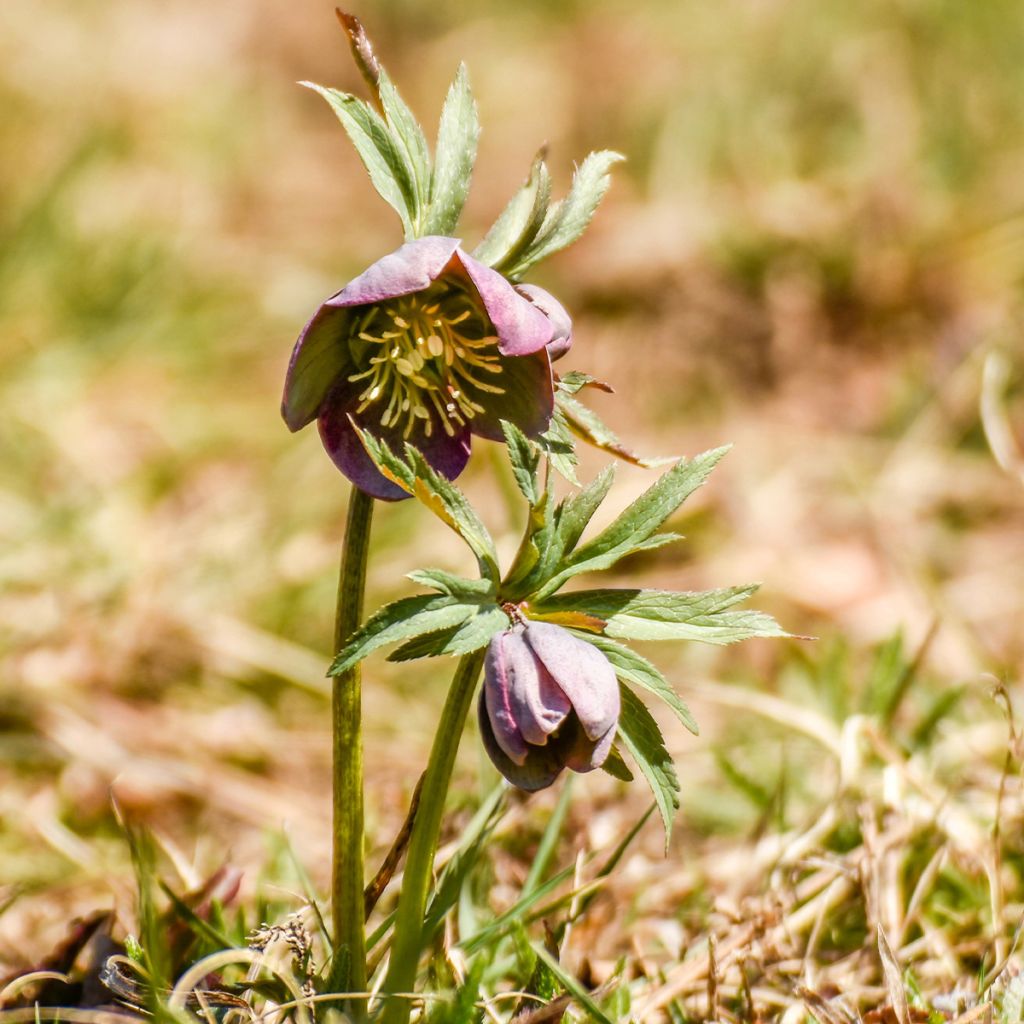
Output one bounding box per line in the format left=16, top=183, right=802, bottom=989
left=348, top=295, right=505, bottom=438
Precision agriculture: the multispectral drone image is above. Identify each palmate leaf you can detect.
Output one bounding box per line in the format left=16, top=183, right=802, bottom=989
left=579, top=632, right=698, bottom=735
left=533, top=586, right=787, bottom=645
left=356, top=428, right=501, bottom=583
left=616, top=685, right=680, bottom=848
left=535, top=446, right=730, bottom=598
left=330, top=594, right=485, bottom=675
left=424, top=64, right=480, bottom=236
left=302, top=82, right=418, bottom=238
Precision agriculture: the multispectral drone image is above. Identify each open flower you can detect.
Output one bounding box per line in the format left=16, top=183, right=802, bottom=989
left=283, top=236, right=565, bottom=500
left=478, top=620, right=620, bottom=791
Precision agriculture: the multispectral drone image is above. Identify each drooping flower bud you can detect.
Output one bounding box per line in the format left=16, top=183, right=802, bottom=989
left=478, top=620, right=620, bottom=791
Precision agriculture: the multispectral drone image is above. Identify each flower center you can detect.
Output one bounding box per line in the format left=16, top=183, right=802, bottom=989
left=347, top=292, right=506, bottom=438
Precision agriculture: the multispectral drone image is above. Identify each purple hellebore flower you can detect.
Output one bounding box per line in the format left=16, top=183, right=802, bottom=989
left=478, top=620, right=620, bottom=791
left=282, top=236, right=570, bottom=501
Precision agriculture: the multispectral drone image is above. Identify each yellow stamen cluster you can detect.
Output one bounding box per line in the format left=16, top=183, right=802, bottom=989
left=347, top=293, right=506, bottom=438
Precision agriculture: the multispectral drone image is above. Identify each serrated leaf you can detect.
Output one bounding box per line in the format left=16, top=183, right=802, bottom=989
left=386, top=604, right=507, bottom=662
left=501, top=420, right=541, bottom=505
left=424, top=64, right=479, bottom=236
left=553, top=466, right=615, bottom=556
left=616, top=685, right=680, bottom=848
left=448, top=605, right=511, bottom=654
left=537, top=447, right=729, bottom=597
left=625, top=533, right=684, bottom=555
left=500, top=490, right=557, bottom=597
left=601, top=745, right=635, bottom=782
left=579, top=633, right=698, bottom=735
left=355, top=427, right=501, bottom=582
left=352, top=426, right=416, bottom=493
left=556, top=371, right=613, bottom=396
left=474, top=151, right=552, bottom=270
left=302, top=82, right=416, bottom=237
left=559, top=392, right=672, bottom=468
left=533, top=586, right=787, bottom=644
left=387, top=625, right=464, bottom=662
left=505, top=150, right=624, bottom=278
left=404, top=444, right=501, bottom=583
left=538, top=407, right=579, bottom=486
left=377, top=69, right=431, bottom=222
left=406, top=568, right=495, bottom=600
left=330, top=594, right=480, bottom=675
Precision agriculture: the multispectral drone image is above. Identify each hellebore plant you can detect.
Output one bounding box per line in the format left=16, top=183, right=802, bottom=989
left=283, top=13, right=786, bottom=1023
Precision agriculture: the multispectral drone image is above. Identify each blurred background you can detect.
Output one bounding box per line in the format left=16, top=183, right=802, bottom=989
left=2, top=0, right=1023, bottom=988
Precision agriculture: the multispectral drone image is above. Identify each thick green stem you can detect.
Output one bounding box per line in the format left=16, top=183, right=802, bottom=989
left=332, top=486, right=375, bottom=1015
left=379, top=650, right=486, bottom=1024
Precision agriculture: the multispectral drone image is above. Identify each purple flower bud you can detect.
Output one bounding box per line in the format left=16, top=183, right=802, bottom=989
left=282, top=237, right=574, bottom=501
left=516, top=283, right=573, bottom=362
left=478, top=621, right=620, bottom=791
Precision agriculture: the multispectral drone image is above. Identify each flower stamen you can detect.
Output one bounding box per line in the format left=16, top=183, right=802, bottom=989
left=346, top=291, right=507, bottom=436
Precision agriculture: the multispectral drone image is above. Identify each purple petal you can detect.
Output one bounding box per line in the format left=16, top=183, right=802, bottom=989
left=464, top=348, right=554, bottom=443
left=523, top=622, right=620, bottom=741
left=484, top=628, right=570, bottom=762
left=517, top=284, right=573, bottom=361
left=282, top=304, right=357, bottom=432
left=483, top=631, right=531, bottom=763
left=324, top=236, right=462, bottom=309
left=516, top=659, right=572, bottom=745
left=318, top=379, right=471, bottom=502
left=504, top=633, right=572, bottom=745
left=455, top=250, right=553, bottom=357
left=478, top=692, right=565, bottom=792
left=282, top=237, right=462, bottom=432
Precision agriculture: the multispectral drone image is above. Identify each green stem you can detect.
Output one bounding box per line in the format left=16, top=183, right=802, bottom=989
left=379, top=650, right=486, bottom=1024
left=332, top=486, right=375, bottom=1016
